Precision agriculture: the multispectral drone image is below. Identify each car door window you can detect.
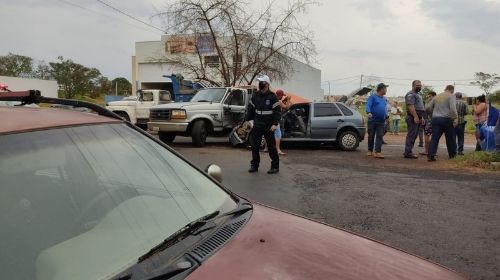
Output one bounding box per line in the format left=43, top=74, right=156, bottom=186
left=225, top=90, right=244, bottom=106
left=337, top=103, right=354, bottom=116
left=314, top=103, right=342, bottom=117
left=142, top=92, right=154, bottom=102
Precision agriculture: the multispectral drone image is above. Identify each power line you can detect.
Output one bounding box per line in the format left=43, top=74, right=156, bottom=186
left=96, top=0, right=165, bottom=33
left=57, top=0, right=163, bottom=35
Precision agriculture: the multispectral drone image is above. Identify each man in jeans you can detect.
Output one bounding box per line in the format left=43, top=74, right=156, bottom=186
left=454, top=92, right=468, bottom=155
left=366, top=83, right=389, bottom=159
left=426, top=85, right=458, bottom=161
left=404, top=80, right=426, bottom=159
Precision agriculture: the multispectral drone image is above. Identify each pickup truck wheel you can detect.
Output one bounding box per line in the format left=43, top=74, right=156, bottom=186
left=192, top=120, right=208, bottom=147
left=158, top=132, right=176, bottom=143
left=338, top=130, right=359, bottom=151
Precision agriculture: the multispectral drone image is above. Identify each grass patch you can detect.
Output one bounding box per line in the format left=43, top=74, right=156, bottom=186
left=452, top=151, right=500, bottom=170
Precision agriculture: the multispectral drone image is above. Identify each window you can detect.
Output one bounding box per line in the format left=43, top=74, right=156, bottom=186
left=314, top=103, right=343, bottom=117
left=337, top=103, right=354, bottom=116
left=233, top=54, right=243, bottom=67
left=141, top=91, right=154, bottom=102
left=159, top=91, right=172, bottom=103
left=204, top=55, right=220, bottom=68
left=225, top=90, right=244, bottom=106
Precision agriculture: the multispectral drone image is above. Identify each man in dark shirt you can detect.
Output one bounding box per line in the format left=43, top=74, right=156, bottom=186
left=246, top=75, right=281, bottom=174
left=454, top=92, right=468, bottom=155
left=404, top=80, right=425, bottom=159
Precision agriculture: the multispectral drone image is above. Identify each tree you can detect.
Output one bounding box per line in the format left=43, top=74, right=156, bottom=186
left=421, top=85, right=435, bottom=102
left=0, top=53, right=34, bottom=77
left=111, top=77, right=132, bottom=95
left=155, top=0, right=316, bottom=86
left=50, top=56, right=102, bottom=99
left=33, top=61, right=52, bottom=80
left=470, top=72, right=500, bottom=96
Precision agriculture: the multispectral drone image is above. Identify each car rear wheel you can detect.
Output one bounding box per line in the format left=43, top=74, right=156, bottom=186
left=158, top=132, right=176, bottom=143
left=192, top=120, right=208, bottom=147
left=338, top=130, right=359, bottom=151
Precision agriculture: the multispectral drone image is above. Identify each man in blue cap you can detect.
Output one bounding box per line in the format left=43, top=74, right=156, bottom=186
left=366, top=83, right=389, bottom=159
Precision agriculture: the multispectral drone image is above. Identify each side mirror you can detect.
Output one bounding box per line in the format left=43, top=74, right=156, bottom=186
left=205, top=164, right=223, bottom=183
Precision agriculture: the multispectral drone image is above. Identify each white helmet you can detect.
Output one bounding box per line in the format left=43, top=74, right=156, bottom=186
left=257, top=75, right=271, bottom=85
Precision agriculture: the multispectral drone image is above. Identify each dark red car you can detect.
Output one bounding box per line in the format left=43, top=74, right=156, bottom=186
left=0, top=92, right=467, bottom=280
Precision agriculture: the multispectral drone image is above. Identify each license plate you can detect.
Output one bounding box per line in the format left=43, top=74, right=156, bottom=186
left=152, top=127, right=160, bottom=132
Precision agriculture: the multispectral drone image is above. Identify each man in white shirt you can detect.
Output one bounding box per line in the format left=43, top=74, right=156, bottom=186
left=390, top=101, right=403, bottom=135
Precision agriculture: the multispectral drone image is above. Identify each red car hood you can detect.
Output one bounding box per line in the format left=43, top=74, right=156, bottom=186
left=187, top=204, right=466, bottom=280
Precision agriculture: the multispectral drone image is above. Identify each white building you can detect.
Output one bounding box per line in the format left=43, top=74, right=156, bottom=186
left=132, top=35, right=323, bottom=101
left=0, top=76, right=58, bottom=98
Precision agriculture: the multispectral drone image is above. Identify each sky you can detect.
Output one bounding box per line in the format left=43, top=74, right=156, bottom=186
left=1, top=0, right=500, bottom=96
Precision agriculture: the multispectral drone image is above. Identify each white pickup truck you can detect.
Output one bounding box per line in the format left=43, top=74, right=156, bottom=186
left=106, top=90, right=172, bottom=127
left=148, top=87, right=249, bottom=146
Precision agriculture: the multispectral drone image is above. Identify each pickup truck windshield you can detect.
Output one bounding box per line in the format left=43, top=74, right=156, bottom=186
left=190, top=88, right=227, bottom=103
left=0, top=123, right=236, bottom=280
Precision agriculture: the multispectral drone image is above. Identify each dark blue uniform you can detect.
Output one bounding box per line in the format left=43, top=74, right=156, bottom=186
left=245, top=90, right=281, bottom=170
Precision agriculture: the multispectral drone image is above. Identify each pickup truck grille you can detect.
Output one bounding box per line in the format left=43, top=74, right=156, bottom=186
left=150, top=109, right=171, bottom=121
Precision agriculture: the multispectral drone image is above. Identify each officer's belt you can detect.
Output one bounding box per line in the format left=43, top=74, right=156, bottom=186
left=256, top=110, right=273, bottom=115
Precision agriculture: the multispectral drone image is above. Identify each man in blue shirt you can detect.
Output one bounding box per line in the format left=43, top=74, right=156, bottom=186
left=366, top=83, right=389, bottom=159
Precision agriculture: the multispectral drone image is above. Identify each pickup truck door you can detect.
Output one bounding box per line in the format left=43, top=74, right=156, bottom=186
left=311, top=103, right=344, bottom=139
left=135, top=91, right=155, bottom=122
left=222, top=89, right=246, bottom=129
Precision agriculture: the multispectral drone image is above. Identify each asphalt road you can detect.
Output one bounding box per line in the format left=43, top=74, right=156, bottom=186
left=167, top=136, right=500, bottom=280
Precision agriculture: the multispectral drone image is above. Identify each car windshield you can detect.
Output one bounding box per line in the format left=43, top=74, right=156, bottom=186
left=190, top=88, right=226, bottom=103
left=0, top=123, right=236, bottom=280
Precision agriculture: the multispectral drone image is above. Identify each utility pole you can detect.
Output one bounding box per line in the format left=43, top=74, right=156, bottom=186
left=115, top=80, right=118, bottom=96
left=359, top=74, right=363, bottom=88
left=327, top=81, right=331, bottom=95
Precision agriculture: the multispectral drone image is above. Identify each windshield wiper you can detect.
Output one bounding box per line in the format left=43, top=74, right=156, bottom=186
left=138, top=210, right=219, bottom=263
left=138, top=202, right=253, bottom=263
left=196, top=100, right=211, bottom=102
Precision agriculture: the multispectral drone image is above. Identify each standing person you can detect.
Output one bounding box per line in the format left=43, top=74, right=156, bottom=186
left=454, top=92, right=468, bottom=155
left=420, top=91, right=436, bottom=156
left=274, top=89, right=291, bottom=155
left=390, top=101, right=403, bottom=135
left=426, top=85, right=458, bottom=161
left=366, top=83, right=389, bottom=159
left=404, top=80, right=426, bottom=159
left=473, top=95, right=488, bottom=151
left=246, top=75, right=281, bottom=174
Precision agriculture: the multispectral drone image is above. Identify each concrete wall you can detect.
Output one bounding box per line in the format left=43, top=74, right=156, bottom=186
left=0, top=76, right=58, bottom=98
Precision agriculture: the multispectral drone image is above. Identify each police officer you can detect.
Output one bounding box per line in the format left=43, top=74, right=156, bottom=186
left=246, top=75, right=281, bottom=174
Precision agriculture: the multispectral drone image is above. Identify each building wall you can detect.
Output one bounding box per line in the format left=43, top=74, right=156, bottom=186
left=133, top=37, right=323, bottom=101
left=272, top=59, right=323, bottom=102
left=0, top=76, right=58, bottom=98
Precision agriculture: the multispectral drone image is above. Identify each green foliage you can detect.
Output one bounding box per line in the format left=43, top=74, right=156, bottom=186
left=489, top=89, right=500, bottom=103
left=420, top=86, right=435, bottom=103
left=0, top=53, right=34, bottom=77
left=111, top=77, right=132, bottom=95
left=50, top=56, right=103, bottom=99
left=470, top=72, right=500, bottom=96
